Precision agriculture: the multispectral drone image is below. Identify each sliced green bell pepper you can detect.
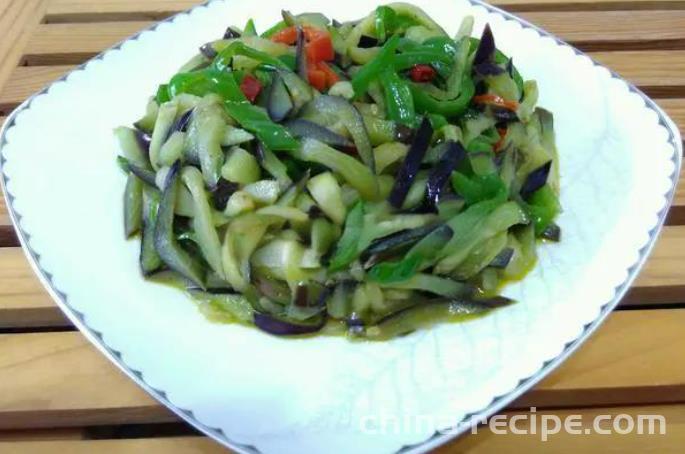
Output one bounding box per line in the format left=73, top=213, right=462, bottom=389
left=224, top=101, right=299, bottom=151
left=367, top=224, right=452, bottom=283
left=243, top=18, right=258, bottom=37
left=329, top=201, right=365, bottom=272
left=168, top=68, right=246, bottom=102
left=379, top=68, right=416, bottom=127
left=451, top=172, right=507, bottom=206
left=522, top=184, right=560, bottom=235
left=374, top=5, right=419, bottom=41
left=156, top=84, right=171, bottom=104
left=213, top=42, right=289, bottom=72
left=410, top=75, right=474, bottom=117
left=351, top=34, right=401, bottom=97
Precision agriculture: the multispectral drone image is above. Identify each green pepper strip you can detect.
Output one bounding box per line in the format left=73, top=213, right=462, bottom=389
left=368, top=196, right=506, bottom=283
left=213, top=42, right=288, bottom=72
left=374, top=5, right=418, bottom=40
left=367, top=224, right=452, bottom=283
left=261, top=20, right=288, bottom=38
left=375, top=6, right=392, bottom=42
left=156, top=84, right=171, bottom=104
left=329, top=201, right=365, bottom=272
left=410, top=75, right=475, bottom=117
left=243, top=18, right=258, bottom=37
left=451, top=172, right=507, bottom=206
left=422, top=36, right=459, bottom=57
left=379, top=68, right=416, bottom=127
left=168, top=68, right=246, bottom=102
left=224, top=101, right=298, bottom=151
left=351, top=34, right=401, bottom=97
left=466, top=137, right=494, bottom=153
left=393, top=51, right=453, bottom=72
left=522, top=184, right=560, bottom=235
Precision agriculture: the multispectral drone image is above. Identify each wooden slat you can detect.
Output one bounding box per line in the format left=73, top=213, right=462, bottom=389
left=0, top=436, right=223, bottom=453
left=0, top=195, right=15, bottom=248
left=659, top=98, right=685, bottom=133
left=625, top=224, right=685, bottom=304
left=0, top=0, right=46, bottom=90
left=0, top=309, right=683, bottom=429
left=41, top=0, right=685, bottom=24
left=0, top=66, right=70, bottom=113
left=0, top=332, right=175, bottom=429
left=24, top=22, right=152, bottom=65
left=0, top=331, right=174, bottom=429
left=441, top=404, right=685, bottom=452
left=1, top=405, right=684, bottom=454
left=514, top=309, right=685, bottom=408
left=1, top=401, right=683, bottom=453
left=21, top=13, right=685, bottom=66
left=0, top=248, right=68, bottom=328
left=592, top=51, right=685, bottom=97
left=521, top=10, right=685, bottom=51
left=496, top=0, right=685, bottom=11
left=1, top=224, right=684, bottom=328
left=45, top=0, right=199, bottom=23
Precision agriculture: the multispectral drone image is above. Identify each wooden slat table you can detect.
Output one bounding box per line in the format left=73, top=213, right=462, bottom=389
left=0, top=0, right=683, bottom=451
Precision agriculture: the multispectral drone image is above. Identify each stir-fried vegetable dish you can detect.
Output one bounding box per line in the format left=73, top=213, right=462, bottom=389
left=116, top=3, right=561, bottom=340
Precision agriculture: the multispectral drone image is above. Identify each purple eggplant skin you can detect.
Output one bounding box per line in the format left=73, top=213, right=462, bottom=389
left=375, top=295, right=512, bottom=329
left=388, top=117, right=434, bottom=209
left=362, top=224, right=439, bottom=261
left=491, top=107, right=519, bottom=123
left=540, top=223, right=561, bottom=242
left=267, top=73, right=294, bottom=122
left=426, top=141, right=466, bottom=207
left=128, top=162, right=158, bottom=187
left=211, top=179, right=239, bottom=211
left=117, top=156, right=157, bottom=187
left=293, top=284, right=309, bottom=307
left=473, top=62, right=504, bottom=77
left=164, top=108, right=194, bottom=143
left=223, top=26, right=241, bottom=39
left=358, top=35, right=379, bottom=48
left=473, top=24, right=496, bottom=66
left=199, top=43, right=218, bottom=59
left=348, top=296, right=513, bottom=338
left=520, top=160, right=552, bottom=200
left=253, top=312, right=327, bottom=335
left=293, top=282, right=331, bottom=308
left=253, top=140, right=266, bottom=162
left=284, top=119, right=354, bottom=151
left=153, top=161, right=206, bottom=288
left=134, top=129, right=152, bottom=153
left=489, top=247, right=514, bottom=268
left=395, top=124, right=415, bottom=144
left=295, top=26, right=308, bottom=81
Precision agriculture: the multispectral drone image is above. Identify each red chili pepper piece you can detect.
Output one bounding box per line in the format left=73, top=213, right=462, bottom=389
left=240, top=75, right=262, bottom=103
left=409, top=64, right=436, bottom=83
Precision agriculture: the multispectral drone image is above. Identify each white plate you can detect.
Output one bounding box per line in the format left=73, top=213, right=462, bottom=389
left=0, top=0, right=681, bottom=452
